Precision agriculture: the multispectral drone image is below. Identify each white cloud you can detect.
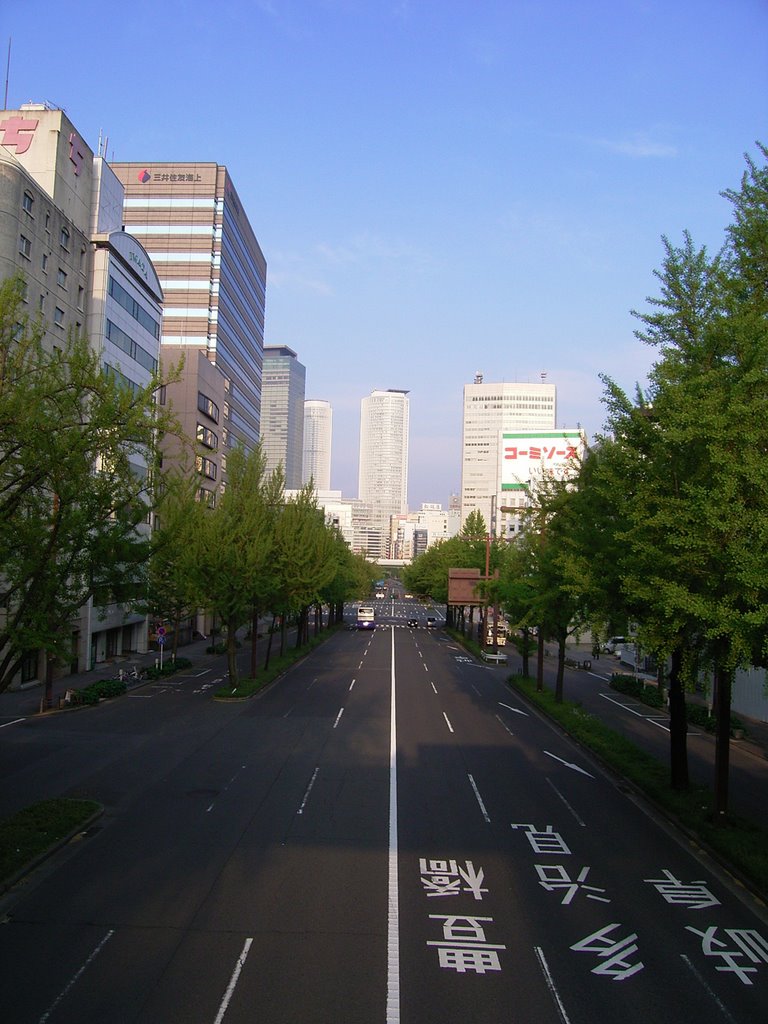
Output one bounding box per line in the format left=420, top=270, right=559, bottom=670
left=597, top=132, right=678, bottom=158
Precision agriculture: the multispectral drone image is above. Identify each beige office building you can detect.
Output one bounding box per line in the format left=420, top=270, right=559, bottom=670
left=111, top=162, right=267, bottom=464
left=460, top=374, right=557, bottom=535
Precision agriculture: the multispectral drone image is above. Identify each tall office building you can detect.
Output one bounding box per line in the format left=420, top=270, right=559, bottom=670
left=460, top=373, right=557, bottom=534
left=302, top=399, right=332, bottom=491
left=111, top=162, right=267, bottom=457
left=358, top=389, right=410, bottom=546
left=0, top=105, right=163, bottom=674
left=260, top=345, right=306, bottom=488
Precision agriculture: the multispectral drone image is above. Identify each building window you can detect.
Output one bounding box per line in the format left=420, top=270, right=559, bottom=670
left=54, top=307, right=65, bottom=329
left=60, top=226, right=70, bottom=250
left=39, top=294, right=45, bottom=312
left=196, top=455, right=217, bottom=481
left=77, top=284, right=84, bottom=309
left=197, top=392, right=219, bottom=423
left=23, top=191, right=34, bottom=215
left=79, top=246, right=87, bottom=272
left=196, top=424, right=219, bottom=450
left=57, top=268, right=67, bottom=289
left=41, top=253, right=48, bottom=273
left=107, top=276, right=160, bottom=339
left=19, top=234, right=31, bottom=259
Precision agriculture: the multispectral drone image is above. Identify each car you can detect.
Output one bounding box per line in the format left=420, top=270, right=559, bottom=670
left=426, top=616, right=437, bottom=628
left=604, top=636, right=631, bottom=654
left=407, top=617, right=418, bottom=627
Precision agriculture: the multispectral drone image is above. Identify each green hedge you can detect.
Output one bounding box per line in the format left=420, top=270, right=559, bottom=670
left=71, top=678, right=127, bottom=705
left=145, top=656, right=192, bottom=679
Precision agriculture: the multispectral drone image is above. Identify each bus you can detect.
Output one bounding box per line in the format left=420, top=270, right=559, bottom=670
left=356, top=606, right=376, bottom=630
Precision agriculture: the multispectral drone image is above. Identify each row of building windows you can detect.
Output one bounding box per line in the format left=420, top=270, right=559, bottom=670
left=108, top=276, right=161, bottom=340
left=103, top=361, right=141, bottom=395
left=105, top=319, right=158, bottom=373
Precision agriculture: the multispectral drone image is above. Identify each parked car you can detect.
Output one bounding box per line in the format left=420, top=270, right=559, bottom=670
left=604, top=636, right=631, bottom=654
left=407, top=617, right=418, bottom=627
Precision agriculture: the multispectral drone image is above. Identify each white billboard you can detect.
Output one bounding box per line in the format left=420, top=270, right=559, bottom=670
left=500, top=429, right=585, bottom=492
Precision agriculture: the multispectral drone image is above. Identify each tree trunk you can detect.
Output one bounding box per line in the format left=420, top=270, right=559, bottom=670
left=668, top=646, right=689, bottom=790
left=264, top=613, right=276, bottom=671
left=521, top=627, right=530, bottom=678
left=249, top=607, right=259, bottom=679
left=555, top=634, right=565, bottom=702
left=226, top=615, right=239, bottom=687
left=536, top=629, right=544, bottom=692
left=713, top=662, right=732, bottom=824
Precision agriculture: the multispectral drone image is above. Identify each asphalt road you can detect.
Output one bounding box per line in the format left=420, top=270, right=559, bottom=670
left=1, top=608, right=766, bottom=1022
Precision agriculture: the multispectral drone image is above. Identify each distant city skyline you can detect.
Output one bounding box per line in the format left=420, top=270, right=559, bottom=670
left=5, top=0, right=767, bottom=510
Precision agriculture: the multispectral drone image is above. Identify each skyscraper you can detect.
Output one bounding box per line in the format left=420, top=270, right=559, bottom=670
left=260, top=345, right=306, bottom=488
left=358, top=389, right=410, bottom=545
left=302, top=399, right=333, bottom=491
left=111, top=162, right=267, bottom=456
left=460, top=374, right=557, bottom=534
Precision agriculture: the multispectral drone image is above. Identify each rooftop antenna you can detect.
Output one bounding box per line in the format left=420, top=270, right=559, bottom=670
left=4, top=37, right=11, bottom=109
left=540, top=370, right=548, bottom=382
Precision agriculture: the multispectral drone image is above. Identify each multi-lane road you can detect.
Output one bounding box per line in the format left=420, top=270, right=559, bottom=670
left=1, top=605, right=766, bottom=1022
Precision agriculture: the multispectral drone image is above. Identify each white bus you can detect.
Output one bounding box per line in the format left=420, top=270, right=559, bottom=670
left=356, top=606, right=375, bottom=630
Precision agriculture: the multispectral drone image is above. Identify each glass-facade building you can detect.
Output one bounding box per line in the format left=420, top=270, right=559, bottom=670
left=260, top=345, right=306, bottom=488
left=110, top=163, right=266, bottom=453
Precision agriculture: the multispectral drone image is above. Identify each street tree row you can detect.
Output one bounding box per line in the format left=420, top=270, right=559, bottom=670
left=405, top=143, right=768, bottom=820
left=0, top=272, right=374, bottom=696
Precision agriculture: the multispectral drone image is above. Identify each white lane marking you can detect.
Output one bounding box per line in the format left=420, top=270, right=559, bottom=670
left=546, top=778, right=586, bottom=827
left=443, top=712, right=454, bottom=734
left=0, top=717, right=26, bottom=729
left=423, top=662, right=429, bottom=672
left=430, top=681, right=438, bottom=695
left=333, top=707, right=345, bottom=729
left=681, top=954, right=738, bottom=1024
left=213, top=937, right=253, bottom=1024
left=495, top=713, right=515, bottom=738
left=534, top=946, right=572, bottom=1024
left=468, top=773, right=491, bottom=823
left=543, top=751, right=595, bottom=778
left=349, top=678, right=356, bottom=691
left=206, top=764, right=249, bottom=813
left=498, top=701, right=528, bottom=716
left=39, top=929, right=115, bottom=1023
left=599, top=692, right=673, bottom=733
left=298, top=767, right=320, bottom=815
left=387, top=626, right=401, bottom=1023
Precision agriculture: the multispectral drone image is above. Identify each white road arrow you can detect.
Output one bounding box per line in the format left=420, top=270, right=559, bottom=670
left=498, top=702, right=528, bottom=716
left=544, top=750, right=594, bottom=778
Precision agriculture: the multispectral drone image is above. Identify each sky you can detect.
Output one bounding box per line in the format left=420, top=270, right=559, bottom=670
left=4, top=0, right=768, bottom=508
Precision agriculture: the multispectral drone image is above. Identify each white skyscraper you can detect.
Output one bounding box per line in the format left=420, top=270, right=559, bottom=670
left=302, top=400, right=333, bottom=491
left=358, top=389, right=410, bottom=541
left=460, top=374, right=557, bottom=534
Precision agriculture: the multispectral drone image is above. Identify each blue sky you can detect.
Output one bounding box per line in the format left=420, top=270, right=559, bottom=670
left=4, top=0, right=767, bottom=507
